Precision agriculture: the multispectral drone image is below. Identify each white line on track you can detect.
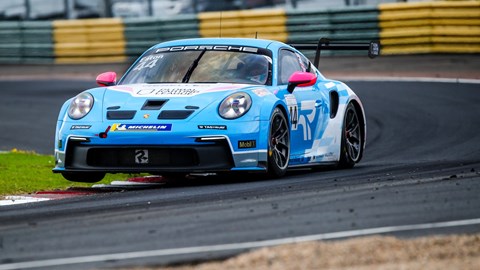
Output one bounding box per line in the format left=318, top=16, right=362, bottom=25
left=0, top=196, right=51, bottom=206
left=1, top=218, right=479, bottom=270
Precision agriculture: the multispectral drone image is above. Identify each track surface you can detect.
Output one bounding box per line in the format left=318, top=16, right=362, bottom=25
left=0, top=80, right=479, bottom=269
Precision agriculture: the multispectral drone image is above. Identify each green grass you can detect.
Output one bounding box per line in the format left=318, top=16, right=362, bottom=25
left=0, top=150, right=131, bottom=196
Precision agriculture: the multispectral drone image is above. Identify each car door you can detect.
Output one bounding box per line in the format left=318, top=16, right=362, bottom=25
left=278, top=49, right=326, bottom=160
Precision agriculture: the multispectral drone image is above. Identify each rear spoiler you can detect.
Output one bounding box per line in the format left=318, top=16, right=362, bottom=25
left=291, top=38, right=381, bottom=68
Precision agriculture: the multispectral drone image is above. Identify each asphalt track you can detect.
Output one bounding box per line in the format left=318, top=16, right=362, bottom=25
left=0, top=79, right=480, bottom=270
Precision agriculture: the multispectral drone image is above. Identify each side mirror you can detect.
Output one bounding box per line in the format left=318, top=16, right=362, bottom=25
left=287, top=72, right=317, bottom=93
left=96, top=71, right=117, bottom=87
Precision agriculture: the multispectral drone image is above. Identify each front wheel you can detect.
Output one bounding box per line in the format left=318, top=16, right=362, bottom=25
left=338, top=103, right=364, bottom=168
left=267, top=108, right=290, bottom=178
left=61, top=172, right=106, bottom=183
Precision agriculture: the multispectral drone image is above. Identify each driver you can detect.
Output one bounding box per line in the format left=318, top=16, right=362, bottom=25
left=243, top=54, right=269, bottom=84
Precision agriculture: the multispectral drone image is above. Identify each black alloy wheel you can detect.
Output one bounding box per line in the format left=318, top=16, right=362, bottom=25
left=267, top=108, right=290, bottom=177
left=339, top=103, right=363, bottom=168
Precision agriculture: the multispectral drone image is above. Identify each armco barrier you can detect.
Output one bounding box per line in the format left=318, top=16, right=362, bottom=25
left=0, top=21, right=53, bottom=64
left=52, top=18, right=126, bottom=63
left=379, top=1, right=480, bottom=54
left=198, top=9, right=288, bottom=42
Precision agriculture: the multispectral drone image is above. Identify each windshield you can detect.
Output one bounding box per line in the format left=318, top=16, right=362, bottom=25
left=120, top=48, right=272, bottom=85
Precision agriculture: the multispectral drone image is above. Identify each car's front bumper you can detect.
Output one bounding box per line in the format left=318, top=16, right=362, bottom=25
left=53, top=120, right=269, bottom=174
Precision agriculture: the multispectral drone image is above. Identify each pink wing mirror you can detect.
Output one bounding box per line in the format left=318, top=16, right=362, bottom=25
left=96, top=71, right=117, bottom=87
left=287, top=72, right=317, bottom=93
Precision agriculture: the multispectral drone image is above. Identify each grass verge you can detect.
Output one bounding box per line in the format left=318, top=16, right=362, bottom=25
left=0, top=149, right=130, bottom=196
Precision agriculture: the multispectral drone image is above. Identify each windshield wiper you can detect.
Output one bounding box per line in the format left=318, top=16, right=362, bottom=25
left=182, top=49, right=207, bottom=83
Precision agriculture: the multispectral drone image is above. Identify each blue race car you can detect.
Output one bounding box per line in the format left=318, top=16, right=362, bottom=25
left=53, top=37, right=379, bottom=182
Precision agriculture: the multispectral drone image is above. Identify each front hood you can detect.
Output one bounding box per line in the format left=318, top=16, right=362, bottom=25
left=102, top=83, right=256, bottom=121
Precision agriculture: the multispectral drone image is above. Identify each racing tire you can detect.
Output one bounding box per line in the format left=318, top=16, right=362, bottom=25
left=61, top=172, right=106, bottom=183
left=267, top=108, right=290, bottom=178
left=338, top=103, right=363, bottom=169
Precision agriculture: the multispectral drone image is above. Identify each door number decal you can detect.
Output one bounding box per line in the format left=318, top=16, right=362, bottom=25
left=285, top=94, right=299, bottom=131
left=135, top=149, right=149, bottom=164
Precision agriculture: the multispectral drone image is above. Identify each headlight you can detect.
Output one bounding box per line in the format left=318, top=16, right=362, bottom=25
left=67, top=92, right=94, bottom=120
left=218, top=92, right=252, bottom=119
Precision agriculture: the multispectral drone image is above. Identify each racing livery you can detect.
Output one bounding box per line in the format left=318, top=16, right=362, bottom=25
left=53, top=38, right=379, bottom=182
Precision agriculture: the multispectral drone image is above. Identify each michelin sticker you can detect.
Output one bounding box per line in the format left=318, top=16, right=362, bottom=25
left=111, top=124, right=172, bottom=132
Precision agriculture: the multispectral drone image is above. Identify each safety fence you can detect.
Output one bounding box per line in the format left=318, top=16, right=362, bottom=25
left=0, top=1, right=478, bottom=64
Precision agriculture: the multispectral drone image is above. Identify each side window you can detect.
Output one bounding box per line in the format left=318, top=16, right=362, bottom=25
left=278, top=49, right=303, bottom=85
left=299, top=54, right=315, bottom=75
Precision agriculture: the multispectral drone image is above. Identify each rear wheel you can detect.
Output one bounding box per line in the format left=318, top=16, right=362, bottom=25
left=338, top=103, right=363, bottom=168
left=61, top=172, right=106, bottom=183
left=267, top=108, right=290, bottom=178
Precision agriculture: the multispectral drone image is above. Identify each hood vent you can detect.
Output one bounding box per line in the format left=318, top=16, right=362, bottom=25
left=158, top=110, right=194, bottom=120
left=142, top=100, right=168, bottom=110
left=107, top=110, right=136, bottom=120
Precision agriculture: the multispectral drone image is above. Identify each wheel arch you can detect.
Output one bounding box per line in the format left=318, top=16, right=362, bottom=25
left=275, top=104, right=289, bottom=122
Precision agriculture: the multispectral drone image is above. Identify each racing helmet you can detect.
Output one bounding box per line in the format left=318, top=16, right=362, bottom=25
left=243, top=54, right=269, bottom=84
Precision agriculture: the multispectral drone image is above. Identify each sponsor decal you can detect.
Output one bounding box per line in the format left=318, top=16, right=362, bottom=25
left=252, top=88, right=271, bottom=97
left=136, top=87, right=200, bottom=96
left=70, top=125, right=91, bottom=130
left=111, top=84, right=248, bottom=97
left=111, top=123, right=172, bottom=132
left=238, top=140, right=256, bottom=149
left=198, top=125, right=227, bottom=130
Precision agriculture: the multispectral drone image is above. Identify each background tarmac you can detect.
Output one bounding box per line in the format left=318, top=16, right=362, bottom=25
left=0, top=54, right=479, bottom=269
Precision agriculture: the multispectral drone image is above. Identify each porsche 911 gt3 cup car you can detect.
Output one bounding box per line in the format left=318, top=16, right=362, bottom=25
left=53, top=37, right=379, bottom=182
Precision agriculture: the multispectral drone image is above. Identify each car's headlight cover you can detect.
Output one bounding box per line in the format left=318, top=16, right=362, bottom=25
left=67, top=92, right=94, bottom=120
left=219, top=92, right=252, bottom=119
